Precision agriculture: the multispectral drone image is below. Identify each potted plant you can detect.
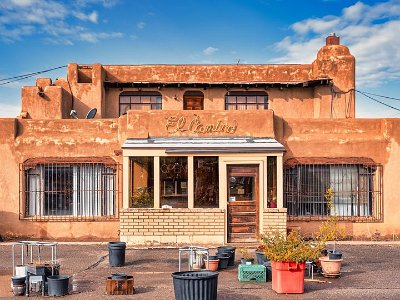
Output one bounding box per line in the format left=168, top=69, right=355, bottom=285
left=317, top=187, right=346, bottom=277
left=261, top=230, right=323, bottom=294
left=239, top=247, right=254, bottom=265
left=130, top=187, right=153, bottom=208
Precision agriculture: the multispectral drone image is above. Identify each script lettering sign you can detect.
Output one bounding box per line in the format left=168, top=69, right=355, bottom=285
left=166, top=114, right=238, bottom=134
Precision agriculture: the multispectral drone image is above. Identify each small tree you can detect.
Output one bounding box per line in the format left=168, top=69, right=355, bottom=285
left=317, top=187, right=346, bottom=253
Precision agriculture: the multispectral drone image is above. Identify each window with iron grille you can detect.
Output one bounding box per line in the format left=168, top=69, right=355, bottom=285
left=119, top=91, right=162, bottom=115
left=225, top=91, right=268, bottom=110
left=284, top=163, right=383, bottom=221
left=23, top=161, right=117, bottom=220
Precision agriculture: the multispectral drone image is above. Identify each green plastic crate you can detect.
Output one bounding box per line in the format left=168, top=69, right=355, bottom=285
left=238, top=264, right=266, bottom=282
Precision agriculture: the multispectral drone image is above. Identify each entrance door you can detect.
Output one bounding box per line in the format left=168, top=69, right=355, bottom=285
left=227, top=164, right=259, bottom=243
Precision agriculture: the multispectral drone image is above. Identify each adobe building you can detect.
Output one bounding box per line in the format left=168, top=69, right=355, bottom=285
left=0, top=34, right=399, bottom=244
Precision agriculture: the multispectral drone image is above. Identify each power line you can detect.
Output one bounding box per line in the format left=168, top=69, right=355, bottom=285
left=0, top=65, right=67, bottom=86
left=356, top=90, right=400, bottom=112
left=358, top=90, right=400, bottom=101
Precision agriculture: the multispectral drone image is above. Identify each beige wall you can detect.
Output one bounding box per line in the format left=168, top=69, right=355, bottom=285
left=0, top=118, right=121, bottom=240
left=279, top=118, right=400, bottom=238
left=18, top=40, right=355, bottom=121
left=1, top=114, right=400, bottom=241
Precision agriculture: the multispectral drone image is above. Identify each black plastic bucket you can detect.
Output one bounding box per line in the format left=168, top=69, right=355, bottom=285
left=256, top=251, right=268, bottom=265
left=216, top=254, right=229, bottom=270
left=47, top=275, right=69, bottom=297
left=216, top=246, right=236, bottom=266
left=172, top=271, right=218, bottom=300
left=263, top=261, right=272, bottom=282
left=11, top=276, right=26, bottom=286
left=111, top=273, right=128, bottom=280
left=328, top=251, right=342, bottom=260
left=108, top=241, right=126, bottom=267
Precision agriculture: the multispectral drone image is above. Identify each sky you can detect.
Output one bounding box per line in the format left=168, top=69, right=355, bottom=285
left=0, top=0, right=399, bottom=118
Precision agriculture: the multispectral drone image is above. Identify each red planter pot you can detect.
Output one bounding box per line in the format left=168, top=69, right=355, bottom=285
left=271, top=261, right=305, bottom=294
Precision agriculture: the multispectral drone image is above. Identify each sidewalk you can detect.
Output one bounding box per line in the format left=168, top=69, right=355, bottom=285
left=1, top=242, right=400, bottom=299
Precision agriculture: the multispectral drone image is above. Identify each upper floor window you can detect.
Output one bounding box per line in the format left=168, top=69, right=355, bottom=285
left=225, top=91, right=268, bottom=110
left=23, top=159, right=117, bottom=220
left=119, top=91, right=162, bottom=115
left=184, top=91, right=204, bottom=110
left=284, top=161, right=383, bottom=222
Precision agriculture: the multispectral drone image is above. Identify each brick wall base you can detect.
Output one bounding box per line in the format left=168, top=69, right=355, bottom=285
left=262, top=208, right=288, bottom=238
left=120, top=208, right=225, bottom=245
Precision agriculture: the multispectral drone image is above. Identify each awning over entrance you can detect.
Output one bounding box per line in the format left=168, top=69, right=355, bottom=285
left=122, top=137, right=285, bottom=153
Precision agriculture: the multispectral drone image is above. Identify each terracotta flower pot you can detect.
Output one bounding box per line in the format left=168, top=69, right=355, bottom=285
left=207, top=259, right=219, bottom=272
left=319, top=257, right=342, bottom=277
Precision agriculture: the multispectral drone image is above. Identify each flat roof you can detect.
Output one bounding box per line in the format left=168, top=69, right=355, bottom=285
left=123, top=137, right=285, bottom=153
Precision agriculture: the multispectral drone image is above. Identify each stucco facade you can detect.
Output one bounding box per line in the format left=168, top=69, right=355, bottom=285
left=0, top=35, right=398, bottom=243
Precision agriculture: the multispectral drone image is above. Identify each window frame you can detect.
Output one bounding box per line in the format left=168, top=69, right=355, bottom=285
left=284, top=162, right=383, bottom=222
left=225, top=91, right=268, bottom=110
left=21, top=158, right=119, bottom=221
left=119, top=91, right=162, bottom=115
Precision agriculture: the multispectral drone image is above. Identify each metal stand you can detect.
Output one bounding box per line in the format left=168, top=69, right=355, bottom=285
left=178, top=246, right=209, bottom=271
left=306, top=261, right=314, bottom=279
left=11, top=241, right=58, bottom=296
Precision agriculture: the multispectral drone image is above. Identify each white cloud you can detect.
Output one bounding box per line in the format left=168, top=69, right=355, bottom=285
left=75, top=0, right=119, bottom=8
left=10, top=0, right=36, bottom=7
left=74, top=11, right=98, bottom=23
left=0, top=0, right=122, bottom=43
left=137, top=22, right=146, bottom=29
left=203, top=46, right=218, bottom=55
left=270, top=0, right=400, bottom=87
left=79, top=31, right=123, bottom=43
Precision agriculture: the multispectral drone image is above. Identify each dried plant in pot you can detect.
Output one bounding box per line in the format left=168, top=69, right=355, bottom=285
left=239, top=247, right=254, bottom=265
left=316, top=187, right=347, bottom=277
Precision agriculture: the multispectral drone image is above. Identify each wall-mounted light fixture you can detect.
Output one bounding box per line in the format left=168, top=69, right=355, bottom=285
left=70, top=110, right=78, bottom=119
left=37, top=86, right=45, bottom=97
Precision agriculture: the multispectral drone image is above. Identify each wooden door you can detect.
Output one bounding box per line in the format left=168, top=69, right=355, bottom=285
left=227, top=165, right=259, bottom=243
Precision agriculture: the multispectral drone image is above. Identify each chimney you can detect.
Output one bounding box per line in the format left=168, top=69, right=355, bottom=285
left=326, top=33, right=340, bottom=46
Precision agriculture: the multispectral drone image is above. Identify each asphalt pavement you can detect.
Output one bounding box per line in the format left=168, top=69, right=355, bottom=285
left=1, top=241, right=400, bottom=299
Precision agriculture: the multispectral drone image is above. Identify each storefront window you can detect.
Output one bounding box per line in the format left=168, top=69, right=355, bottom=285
left=267, top=156, right=277, bottom=208
left=194, top=157, right=219, bottom=208
left=160, top=157, right=188, bottom=208
left=130, top=157, right=154, bottom=208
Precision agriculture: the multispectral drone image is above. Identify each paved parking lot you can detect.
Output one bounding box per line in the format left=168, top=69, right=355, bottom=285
left=1, top=241, right=400, bottom=299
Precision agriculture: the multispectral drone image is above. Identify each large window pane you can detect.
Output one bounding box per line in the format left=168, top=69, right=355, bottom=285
left=160, top=157, right=188, bottom=208
left=194, top=157, right=219, bottom=208
left=129, top=157, right=154, bottom=208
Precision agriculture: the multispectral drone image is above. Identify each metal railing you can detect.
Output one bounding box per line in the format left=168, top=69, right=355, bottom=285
left=20, top=161, right=120, bottom=221
left=284, top=163, right=383, bottom=222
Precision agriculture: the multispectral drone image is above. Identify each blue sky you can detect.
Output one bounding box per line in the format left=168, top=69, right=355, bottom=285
left=0, top=0, right=399, bottom=118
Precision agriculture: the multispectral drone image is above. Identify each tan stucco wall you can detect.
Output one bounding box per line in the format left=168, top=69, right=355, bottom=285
left=19, top=41, right=355, bottom=121
left=0, top=118, right=121, bottom=240
left=1, top=115, right=400, bottom=241
left=279, top=118, right=400, bottom=238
